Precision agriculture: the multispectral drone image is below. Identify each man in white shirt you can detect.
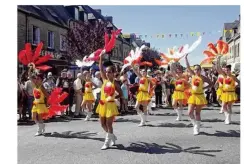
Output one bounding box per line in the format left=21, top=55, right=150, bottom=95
left=24, top=78, right=34, bottom=120
left=73, top=73, right=83, bottom=117
left=43, top=72, right=56, bottom=93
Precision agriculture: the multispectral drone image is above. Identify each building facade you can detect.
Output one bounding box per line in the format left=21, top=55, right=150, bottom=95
left=221, top=16, right=240, bottom=72
left=18, top=5, right=73, bottom=76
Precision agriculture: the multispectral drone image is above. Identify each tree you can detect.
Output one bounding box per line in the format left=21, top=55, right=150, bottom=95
left=66, top=20, right=108, bottom=60
left=140, top=47, right=161, bottom=68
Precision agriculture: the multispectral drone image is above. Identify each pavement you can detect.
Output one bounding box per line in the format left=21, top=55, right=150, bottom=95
left=18, top=105, right=240, bottom=164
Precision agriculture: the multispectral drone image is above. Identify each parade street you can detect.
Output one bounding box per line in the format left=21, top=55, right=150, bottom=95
left=18, top=105, right=240, bottom=164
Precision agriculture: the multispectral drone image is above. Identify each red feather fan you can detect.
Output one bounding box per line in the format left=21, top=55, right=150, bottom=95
left=25, top=43, right=33, bottom=63
left=18, top=42, right=52, bottom=71
left=32, top=42, right=43, bottom=62
left=18, top=50, right=29, bottom=65
left=207, top=43, right=218, bottom=54
left=104, top=33, right=109, bottom=47
left=36, top=65, right=52, bottom=71
left=35, top=54, right=52, bottom=65
left=43, top=88, right=69, bottom=119
left=203, top=50, right=216, bottom=58
left=85, top=29, right=122, bottom=62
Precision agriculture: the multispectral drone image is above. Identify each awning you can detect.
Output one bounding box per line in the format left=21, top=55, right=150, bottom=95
left=44, top=59, right=69, bottom=67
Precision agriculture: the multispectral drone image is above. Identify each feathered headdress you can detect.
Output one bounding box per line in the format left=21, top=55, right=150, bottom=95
left=201, top=40, right=229, bottom=65
left=18, top=42, right=52, bottom=76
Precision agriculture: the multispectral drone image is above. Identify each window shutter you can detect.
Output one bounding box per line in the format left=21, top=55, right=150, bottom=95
left=37, top=28, right=40, bottom=44
left=60, top=35, right=62, bottom=51
left=52, top=32, right=54, bottom=48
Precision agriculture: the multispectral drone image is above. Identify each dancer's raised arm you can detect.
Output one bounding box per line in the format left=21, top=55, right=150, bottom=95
left=99, top=50, right=107, bottom=80
left=131, top=64, right=142, bottom=78
left=184, top=54, right=195, bottom=76
left=216, top=56, right=225, bottom=76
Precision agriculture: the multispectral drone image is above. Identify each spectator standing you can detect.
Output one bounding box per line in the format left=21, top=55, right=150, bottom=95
left=73, top=73, right=83, bottom=117
left=24, top=77, right=34, bottom=120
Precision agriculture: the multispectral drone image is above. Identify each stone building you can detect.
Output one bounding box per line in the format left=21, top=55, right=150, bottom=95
left=17, top=5, right=72, bottom=76
left=221, top=15, right=240, bottom=72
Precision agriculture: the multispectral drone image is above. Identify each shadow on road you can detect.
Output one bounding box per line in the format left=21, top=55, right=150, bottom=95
left=199, top=130, right=240, bottom=138
left=17, top=121, right=35, bottom=126
left=202, top=107, right=219, bottom=111
left=43, top=130, right=104, bottom=142
left=114, top=118, right=140, bottom=123
left=150, top=113, right=177, bottom=117
left=112, top=142, right=222, bottom=157
left=145, top=122, right=192, bottom=128
left=44, top=117, right=82, bottom=123
left=201, top=118, right=224, bottom=123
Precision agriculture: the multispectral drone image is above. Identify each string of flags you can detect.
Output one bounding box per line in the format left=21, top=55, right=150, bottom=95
left=120, top=29, right=233, bottom=39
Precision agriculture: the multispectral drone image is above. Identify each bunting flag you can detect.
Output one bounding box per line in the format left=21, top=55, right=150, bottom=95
left=120, top=29, right=233, bottom=39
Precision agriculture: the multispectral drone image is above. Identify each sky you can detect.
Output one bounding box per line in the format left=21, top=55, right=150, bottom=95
left=91, top=5, right=240, bottom=66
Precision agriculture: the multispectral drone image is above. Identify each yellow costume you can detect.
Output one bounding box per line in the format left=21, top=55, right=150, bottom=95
left=136, top=77, right=150, bottom=102
left=172, top=78, right=187, bottom=100
left=32, top=87, right=49, bottom=119
left=83, top=81, right=95, bottom=102
left=188, top=75, right=207, bottom=106
left=96, top=80, right=119, bottom=118
left=220, top=76, right=237, bottom=103
left=216, top=75, right=224, bottom=98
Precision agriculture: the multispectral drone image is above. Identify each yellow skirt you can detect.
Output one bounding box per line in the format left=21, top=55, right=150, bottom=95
left=136, top=91, right=150, bottom=102
left=220, top=91, right=237, bottom=103
left=172, top=91, right=186, bottom=100
left=216, top=88, right=223, bottom=97
left=32, top=103, right=49, bottom=119
left=188, top=94, right=207, bottom=106
left=83, top=92, right=95, bottom=102
left=96, top=102, right=119, bottom=118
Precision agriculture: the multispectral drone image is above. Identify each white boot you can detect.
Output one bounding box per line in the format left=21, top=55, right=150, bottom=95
left=219, top=106, right=224, bottom=114
left=101, top=133, right=111, bottom=150
left=190, top=118, right=196, bottom=126
left=138, top=113, right=146, bottom=127
left=110, top=133, right=117, bottom=146
left=41, top=123, right=45, bottom=134
left=176, top=109, right=182, bottom=121
left=194, top=121, right=201, bottom=135
left=84, top=112, right=92, bottom=121
left=225, top=112, right=231, bottom=124
left=35, top=123, right=42, bottom=136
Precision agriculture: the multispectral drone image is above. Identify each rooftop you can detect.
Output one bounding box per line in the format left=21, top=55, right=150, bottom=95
left=18, top=5, right=72, bottom=28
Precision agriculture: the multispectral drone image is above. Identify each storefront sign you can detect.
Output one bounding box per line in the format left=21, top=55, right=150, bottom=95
left=40, top=50, right=66, bottom=59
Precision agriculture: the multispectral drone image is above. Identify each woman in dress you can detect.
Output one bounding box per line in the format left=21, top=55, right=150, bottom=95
left=215, top=73, right=224, bottom=113
left=185, top=54, right=213, bottom=135
left=132, top=65, right=155, bottom=127
left=96, top=50, right=124, bottom=150
left=30, top=71, right=49, bottom=136
left=81, top=73, right=95, bottom=121
left=216, top=56, right=240, bottom=124
left=170, top=65, right=190, bottom=121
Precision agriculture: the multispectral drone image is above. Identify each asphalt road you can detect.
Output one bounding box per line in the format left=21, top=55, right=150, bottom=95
left=18, top=105, right=240, bottom=164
